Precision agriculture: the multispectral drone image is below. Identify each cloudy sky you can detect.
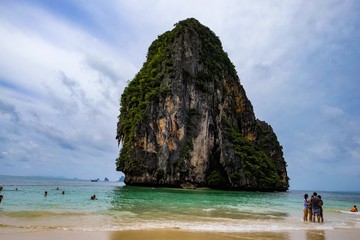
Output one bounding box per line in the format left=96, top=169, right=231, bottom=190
left=0, top=0, right=359, bottom=191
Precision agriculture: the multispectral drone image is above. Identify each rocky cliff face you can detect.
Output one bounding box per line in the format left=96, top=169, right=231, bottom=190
left=116, top=18, right=289, bottom=191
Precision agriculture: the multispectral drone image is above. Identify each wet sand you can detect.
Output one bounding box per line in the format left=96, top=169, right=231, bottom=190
left=1, top=228, right=360, bottom=240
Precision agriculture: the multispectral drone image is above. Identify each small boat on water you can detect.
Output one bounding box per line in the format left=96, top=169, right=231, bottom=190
left=104, top=177, right=109, bottom=182
left=90, top=178, right=99, bottom=182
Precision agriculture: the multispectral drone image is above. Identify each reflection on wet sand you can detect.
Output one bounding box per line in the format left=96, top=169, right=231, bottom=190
left=110, top=229, right=290, bottom=240
left=306, top=230, right=325, bottom=240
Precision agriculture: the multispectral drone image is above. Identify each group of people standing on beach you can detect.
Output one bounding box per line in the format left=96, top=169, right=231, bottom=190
left=303, top=192, right=324, bottom=223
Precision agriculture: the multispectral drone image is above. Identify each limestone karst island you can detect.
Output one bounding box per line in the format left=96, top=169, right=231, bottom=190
left=116, top=18, right=289, bottom=191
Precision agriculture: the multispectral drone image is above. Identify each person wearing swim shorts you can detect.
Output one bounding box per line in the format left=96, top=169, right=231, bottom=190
left=311, top=192, right=320, bottom=222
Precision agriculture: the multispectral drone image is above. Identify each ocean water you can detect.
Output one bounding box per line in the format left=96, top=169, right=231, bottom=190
left=0, top=175, right=359, bottom=233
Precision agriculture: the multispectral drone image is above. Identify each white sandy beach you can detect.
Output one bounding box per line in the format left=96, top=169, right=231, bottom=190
left=1, top=229, right=360, bottom=240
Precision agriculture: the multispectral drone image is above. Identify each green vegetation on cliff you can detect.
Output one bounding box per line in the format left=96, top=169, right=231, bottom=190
left=117, top=18, right=238, bottom=172
left=116, top=18, right=288, bottom=191
left=116, top=28, right=173, bottom=172
left=222, top=118, right=280, bottom=189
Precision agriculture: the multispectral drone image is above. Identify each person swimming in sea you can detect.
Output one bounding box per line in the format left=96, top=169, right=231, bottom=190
left=44, top=191, right=48, bottom=197
left=0, top=195, right=3, bottom=203
left=351, top=205, right=358, bottom=212
left=90, top=194, right=97, bottom=200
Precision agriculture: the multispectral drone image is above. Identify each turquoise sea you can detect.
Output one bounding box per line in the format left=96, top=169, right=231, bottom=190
left=0, top=175, right=359, bottom=233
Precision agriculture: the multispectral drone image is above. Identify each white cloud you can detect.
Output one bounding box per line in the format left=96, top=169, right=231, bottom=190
left=353, top=137, right=360, bottom=146
left=0, top=0, right=359, bottom=189
left=323, top=105, right=344, bottom=118
left=0, top=2, right=135, bottom=180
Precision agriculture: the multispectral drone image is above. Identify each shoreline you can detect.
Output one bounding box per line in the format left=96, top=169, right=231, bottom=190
left=1, top=228, right=360, bottom=240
